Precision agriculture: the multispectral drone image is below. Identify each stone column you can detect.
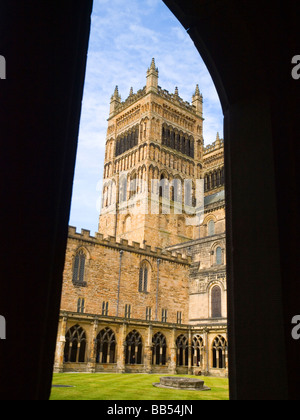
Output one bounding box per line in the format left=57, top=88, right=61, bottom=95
left=87, top=318, right=98, bottom=373
left=188, top=328, right=193, bottom=375
left=117, top=323, right=127, bottom=373
left=144, top=325, right=153, bottom=374
left=168, top=327, right=177, bottom=375
left=53, top=315, right=68, bottom=373
left=204, top=328, right=209, bottom=375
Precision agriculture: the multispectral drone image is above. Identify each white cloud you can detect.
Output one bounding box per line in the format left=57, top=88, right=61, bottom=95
left=69, top=0, right=223, bottom=233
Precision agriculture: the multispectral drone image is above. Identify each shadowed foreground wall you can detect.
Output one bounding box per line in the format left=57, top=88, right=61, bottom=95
left=163, top=0, right=300, bottom=400
left=0, top=0, right=299, bottom=401
left=0, top=0, right=93, bottom=400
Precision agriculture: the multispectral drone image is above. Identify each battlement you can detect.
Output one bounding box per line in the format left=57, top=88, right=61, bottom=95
left=113, top=85, right=200, bottom=117
left=115, top=87, right=147, bottom=114
left=157, top=86, right=198, bottom=114
left=68, top=226, right=192, bottom=265
left=204, top=136, right=224, bottom=155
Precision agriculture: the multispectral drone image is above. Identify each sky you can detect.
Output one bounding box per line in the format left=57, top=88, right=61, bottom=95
left=69, top=0, right=224, bottom=234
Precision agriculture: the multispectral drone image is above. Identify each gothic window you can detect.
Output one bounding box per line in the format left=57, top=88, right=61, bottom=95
left=192, top=335, right=204, bottom=367
left=77, top=298, right=85, bottom=313
left=125, top=330, right=143, bottom=365
left=139, top=262, right=149, bottom=293
left=212, top=335, right=227, bottom=369
left=96, top=328, right=116, bottom=364
left=176, top=334, right=188, bottom=367
left=211, top=286, right=222, bottom=318
left=102, top=301, right=109, bottom=316
left=152, top=332, right=167, bottom=365
left=208, top=220, right=215, bottom=236
left=115, top=126, right=139, bottom=157
left=64, top=325, right=86, bottom=363
left=125, top=304, right=132, bottom=319
left=73, top=250, right=87, bottom=285
left=216, top=247, right=223, bottom=265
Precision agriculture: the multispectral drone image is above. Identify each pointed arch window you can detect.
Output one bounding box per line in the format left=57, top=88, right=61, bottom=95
left=64, top=325, right=87, bottom=363
left=192, top=335, right=204, bottom=368
left=73, top=250, right=87, bottom=286
left=125, top=330, right=143, bottom=365
left=152, top=332, right=167, bottom=365
left=212, top=335, right=227, bottom=369
left=176, top=334, right=189, bottom=367
left=96, top=328, right=116, bottom=364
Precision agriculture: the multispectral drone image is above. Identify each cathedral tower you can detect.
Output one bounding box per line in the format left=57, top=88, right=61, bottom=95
left=99, top=59, right=205, bottom=248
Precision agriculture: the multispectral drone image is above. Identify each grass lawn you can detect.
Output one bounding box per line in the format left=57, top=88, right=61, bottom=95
left=50, top=373, right=229, bottom=401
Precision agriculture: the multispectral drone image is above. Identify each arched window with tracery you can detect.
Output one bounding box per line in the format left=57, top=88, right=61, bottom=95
left=176, top=334, right=188, bottom=367
left=192, top=335, right=204, bottom=368
left=96, top=328, right=116, bottom=364
left=212, top=335, right=227, bottom=369
left=211, top=285, right=222, bottom=318
left=125, top=330, right=143, bottom=365
left=64, top=325, right=87, bottom=363
left=152, top=332, right=167, bottom=366
left=73, top=249, right=87, bottom=285
left=139, top=261, right=149, bottom=293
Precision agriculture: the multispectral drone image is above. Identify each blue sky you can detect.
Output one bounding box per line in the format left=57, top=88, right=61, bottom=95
left=69, top=0, right=223, bottom=234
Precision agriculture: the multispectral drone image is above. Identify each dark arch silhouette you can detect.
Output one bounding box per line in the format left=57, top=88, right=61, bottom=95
left=0, top=0, right=299, bottom=401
